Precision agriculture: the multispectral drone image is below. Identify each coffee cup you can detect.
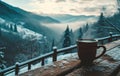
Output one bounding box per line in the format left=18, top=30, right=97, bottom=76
left=77, top=39, right=106, bottom=65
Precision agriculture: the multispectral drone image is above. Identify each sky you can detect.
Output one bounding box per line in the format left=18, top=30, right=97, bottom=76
left=3, top=0, right=118, bottom=16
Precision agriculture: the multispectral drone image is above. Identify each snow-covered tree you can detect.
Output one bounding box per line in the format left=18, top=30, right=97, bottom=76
left=84, top=23, right=89, bottom=32
left=98, top=12, right=105, bottom=26
left=78, top=27, right=83, bottom=39
left=92, top=12, right=115, bottom=38
left=0, top=51, right=6, bottom=70
left=63, top=26, right=71, bottom=48
left=10, top=24, right=13, bottom=31
left=14, top=53, right=28, bottom=62
left=14, top=24, right=17, bottom=32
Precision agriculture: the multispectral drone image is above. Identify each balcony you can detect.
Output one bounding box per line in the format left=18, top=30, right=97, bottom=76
left=20, top=39, right=120, bottom=76
left=0, top=34, right=120, bottom=76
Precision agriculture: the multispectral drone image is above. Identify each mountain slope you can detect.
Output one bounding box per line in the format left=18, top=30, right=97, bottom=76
left=0, top=1, right=60, bottom=23
left=0, top=1, right=61, bottom=66
left=0, top=1, right=24, bottom=21
left=0, top=1, right=60, bottom=40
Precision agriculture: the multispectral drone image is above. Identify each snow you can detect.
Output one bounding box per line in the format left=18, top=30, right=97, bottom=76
left=0, top=18, right=5, bottom=24
left=17, top=26, right=43, bottom=40
left=1, top=28, right=10, bottom=33
left=6, top=52, right=78, bottom=76
left=106, top=46, right=120, bottom=60
left=57, top=53, right=78, bottom=61
left=0, top=20, right=43, bottom=41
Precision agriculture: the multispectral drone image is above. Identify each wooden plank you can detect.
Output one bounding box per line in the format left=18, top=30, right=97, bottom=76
left=66, top=60, right=120, bottom=76
left=19, top=59, right=80, bottom=76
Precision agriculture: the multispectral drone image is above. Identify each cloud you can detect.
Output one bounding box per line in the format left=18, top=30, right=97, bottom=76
left=70, top=9, right=80, bottom=13
left=36, top=0, right=45, bottom=3
left=56, top=0, right=66, bottom=3
left=6, top=0, right=117, bottom=16
left=84, top=7, right=100, bottom=12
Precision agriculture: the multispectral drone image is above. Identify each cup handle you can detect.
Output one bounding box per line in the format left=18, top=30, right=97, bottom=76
left=95, top=46, right=106, bottom=59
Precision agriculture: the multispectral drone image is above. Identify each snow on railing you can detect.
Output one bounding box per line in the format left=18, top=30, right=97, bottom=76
left=0, top=34, right=120, bottom=76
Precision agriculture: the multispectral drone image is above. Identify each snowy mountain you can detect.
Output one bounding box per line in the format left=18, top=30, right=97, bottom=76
left=0, top=1, right=61, bottom=66
left=0, top=1, right=60, bottom=23
left=0, top=19, right=45, bottom=66
left=0, top=1, right=60, bottom=39
left=18, top=26, right=43, bottom=40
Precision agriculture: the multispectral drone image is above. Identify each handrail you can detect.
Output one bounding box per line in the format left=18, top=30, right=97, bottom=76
left=96, top=34, right=120, bottom=41
left=0, top=51, right=53, bottom=75
left=57, top=45, right=77, bottom=53
left=0, top=34, right=120, bottom=76
left=96, top=34, right=120, bottom=44
left=20, top=51, right=53, bottom=66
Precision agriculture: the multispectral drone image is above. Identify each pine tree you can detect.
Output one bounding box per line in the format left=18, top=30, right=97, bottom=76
left=10, top=24, right=13, bottom=31
left=78, top=28, right=83, bottom=39
left=85, top=23, right=89, bottom=32
left=70, top=29, right=74, bottom=44
left=94, top=12, right=109, bottom=37
left=98, top=12, right=105, bottom=26
left=14, top=24, right=18, bottom=32
left=63, top=26, right=71, bottom=48
left=82, top=23, right=89, bottom=33
left=51, top=39, right=55, bottom=51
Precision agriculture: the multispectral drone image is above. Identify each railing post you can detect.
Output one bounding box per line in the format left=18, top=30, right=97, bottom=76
left=28, top=62, right=31, bottom=70
left=115, top=37, right=117, bottom=40
left=101, top=40, right=104, bottom=45
left=116, top=35, right=120, bottom=40
left=41, top=57, right=45, bottom=66
left=15, top=62, right=20, bottom=75
left=53, top=46, right=57, bottom=62
left=109, top=32, right=113, bottom=42
left=0, top=72, right=4, bottom=76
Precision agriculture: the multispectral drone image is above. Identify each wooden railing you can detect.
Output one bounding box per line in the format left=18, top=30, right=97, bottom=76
left=0, top=34, right=120, bottom=76
left=96, top=34, right=120, bottom=44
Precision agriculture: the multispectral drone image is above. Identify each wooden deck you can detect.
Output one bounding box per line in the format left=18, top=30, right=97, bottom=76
left=20, top=40, right=120, bottom=76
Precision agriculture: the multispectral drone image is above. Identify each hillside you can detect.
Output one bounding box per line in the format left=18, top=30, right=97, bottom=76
left=0, top=1, right=61, bottom=40
left=0, top=1, right=61, bottom=66
left=0, top=1, right=60, bottom=23
left=0, top=1, right=61, bottom=39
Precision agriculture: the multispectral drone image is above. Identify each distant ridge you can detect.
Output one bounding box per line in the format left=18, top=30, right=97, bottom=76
left=0, top=1, right=60, bottom=23
left=46, top=14, right=98, bottom=23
